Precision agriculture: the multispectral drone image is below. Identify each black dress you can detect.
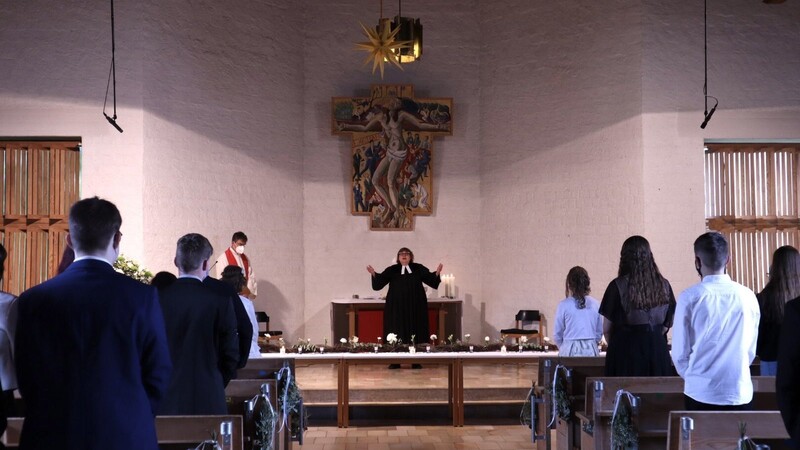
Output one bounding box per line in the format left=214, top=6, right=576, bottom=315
left=755, top=287, right=782, bottom=363
left=599, top=277, right=676, bottom=376
left=371, top=263, right=441, bottom=343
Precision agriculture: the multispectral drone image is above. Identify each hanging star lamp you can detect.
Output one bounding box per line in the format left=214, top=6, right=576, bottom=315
left=354, top=0, right=422, bottom=78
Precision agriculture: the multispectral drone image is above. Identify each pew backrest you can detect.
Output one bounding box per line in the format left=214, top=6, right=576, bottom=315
left=2, top=416, right=244, bottom=449
left=667, top=411, right=788, bottom=450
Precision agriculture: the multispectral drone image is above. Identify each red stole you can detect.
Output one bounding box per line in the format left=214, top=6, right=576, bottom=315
left=224, top=248, right=250, bottom=282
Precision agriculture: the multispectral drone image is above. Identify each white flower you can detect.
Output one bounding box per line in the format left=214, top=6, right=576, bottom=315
left=544, top=336, right=551, bottom=342
left=386, top=333, right=398, bottom=344
left=520, top=336, right=528, bottom=343
left=430, top=334, right=437, bottom=341
left=352, top=336, right=359, bottom=344
left=340, top=338, right=347, bottom=344
left=484, top=336, right=490, bottom=343
left=465, top=333, right=471, bottom=339
left=265, top=333, right=271, bottom=339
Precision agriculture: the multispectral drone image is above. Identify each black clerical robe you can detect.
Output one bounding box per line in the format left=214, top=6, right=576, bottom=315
left=371, top=263, right=441, bottom=343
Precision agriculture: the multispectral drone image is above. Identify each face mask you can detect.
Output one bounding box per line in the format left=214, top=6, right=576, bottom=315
left=235, top=245, right=245, bottom=255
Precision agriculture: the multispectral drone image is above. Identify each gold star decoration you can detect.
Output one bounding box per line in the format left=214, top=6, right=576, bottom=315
left=354, top=20, right=411, bottom=79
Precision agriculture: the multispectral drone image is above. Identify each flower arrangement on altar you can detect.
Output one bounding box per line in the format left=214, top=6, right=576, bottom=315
left=260, top=333, right=557, bottom=354
left=113, top=254, right=153, bottom=283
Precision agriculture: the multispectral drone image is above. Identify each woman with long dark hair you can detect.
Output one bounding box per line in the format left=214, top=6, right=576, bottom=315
left=757, top=245, right=800, bottom=376
left=600, top=236, right=676, bottom=376
left=553, top=266, right=603, bottom=356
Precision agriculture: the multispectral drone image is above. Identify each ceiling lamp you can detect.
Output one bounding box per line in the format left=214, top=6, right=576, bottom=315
left=390, top=0, right=422, bottom=64
left=354, top=0, right=422, bottom=78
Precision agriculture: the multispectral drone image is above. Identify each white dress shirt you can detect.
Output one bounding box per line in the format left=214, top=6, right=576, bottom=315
left=238, top=295, right=261, bottom=358
left=672, top=274, right=760, bottom=405
left=553, top=296, right=603, bottom=346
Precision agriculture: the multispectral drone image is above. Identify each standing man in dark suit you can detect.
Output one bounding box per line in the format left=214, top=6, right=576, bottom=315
left=15, top=197, right=172, bottom=450
left=778, top=296, right=800, bottom=448
left=158, top=233, right=238, bottom=415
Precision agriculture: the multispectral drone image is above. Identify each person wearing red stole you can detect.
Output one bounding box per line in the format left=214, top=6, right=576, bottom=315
left=215, top=231, right=257, bottom=299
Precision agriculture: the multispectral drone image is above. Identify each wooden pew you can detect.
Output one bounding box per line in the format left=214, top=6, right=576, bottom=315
left=666, top=411, right=789, bottom=450
left=577, top=376, right=777, bottom=450
left=225, top=379, right=291, bottom=450
left=536, top=356, right=606, bottom=450
left=2, top=415, right=244, bottom=449
left=226, top=379, right=288, bottom=450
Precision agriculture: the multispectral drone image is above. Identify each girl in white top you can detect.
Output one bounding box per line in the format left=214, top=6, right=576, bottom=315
left=220, top=265, right=261, bottom=359
left=553, top=266, right=603, bottom=357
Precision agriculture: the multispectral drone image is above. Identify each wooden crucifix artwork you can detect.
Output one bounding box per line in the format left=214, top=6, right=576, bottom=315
left=332, top=84, right=453, bottom=231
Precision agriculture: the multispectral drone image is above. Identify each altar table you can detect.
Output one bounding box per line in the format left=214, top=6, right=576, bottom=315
left=331, top=298, right=463, bottom=342
left=246, top=351, right=558, bottom=427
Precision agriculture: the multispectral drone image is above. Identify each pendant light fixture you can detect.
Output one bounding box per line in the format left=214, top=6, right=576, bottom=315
left=390, top=0, right=423, bottom=63
left=102, top=0, right=123, bottom=133
left=700, top=0, right=718, bottom=129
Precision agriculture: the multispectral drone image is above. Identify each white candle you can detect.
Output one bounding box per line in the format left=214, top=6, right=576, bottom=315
left=279, top=346, right=286, bottom=354
left=409, top=346, right=416, bottom=354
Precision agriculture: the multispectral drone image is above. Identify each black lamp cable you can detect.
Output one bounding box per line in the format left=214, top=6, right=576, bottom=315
left=103, top=0, right=123, bottom=133
left=701, top=0, right=718, bottom=129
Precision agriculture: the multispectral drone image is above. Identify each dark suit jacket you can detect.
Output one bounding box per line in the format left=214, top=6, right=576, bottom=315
left=15, top=259, right=172, bottom=450
left=778, top=297, right=800, bottom=448
left=203, top=276, right=253, bottom=369
left=158, top=277, right=238, bottom=415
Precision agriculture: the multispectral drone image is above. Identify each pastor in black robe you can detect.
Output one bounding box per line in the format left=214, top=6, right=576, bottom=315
left=371, top=262, right=441, bottom=343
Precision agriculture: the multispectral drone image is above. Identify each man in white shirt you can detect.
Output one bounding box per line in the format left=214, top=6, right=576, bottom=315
left=671, top=231, right=760, bottom=410
left=215, top=231, right=257, bottom=299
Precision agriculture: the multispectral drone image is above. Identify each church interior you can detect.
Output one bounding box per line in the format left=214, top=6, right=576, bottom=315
left=2, top=0, right=799, bottom=448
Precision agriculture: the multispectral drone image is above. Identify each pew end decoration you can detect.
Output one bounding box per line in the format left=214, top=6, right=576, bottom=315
left=113, top=254, right=153, bottom=283
left=520, top=381, right=548, bottom=444
left=546, top=365, right=571, bottom=423
left=610, top=390, right=639, bottom=449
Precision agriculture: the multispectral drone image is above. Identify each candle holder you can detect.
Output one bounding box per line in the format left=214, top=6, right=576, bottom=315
left=426, top=345, right=431, bottom=353
left=409, top=346, right=416, bottom=354
left=469, top=345, right=474, bottom=353
left=374, top=345, right=379, bottom=353
left=320, top=347, right=325, bottom=353
left=500, top=345, right=507, bottom=353
left=279, top=346, right=286, bottom=354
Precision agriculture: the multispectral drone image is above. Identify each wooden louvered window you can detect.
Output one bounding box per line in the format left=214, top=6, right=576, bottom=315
left=0, top=140, right=80, bottom=295
left=705, top=143, right=800, bottom=292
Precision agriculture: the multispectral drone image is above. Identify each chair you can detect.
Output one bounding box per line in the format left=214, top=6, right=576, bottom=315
left=500, top=310, right=541, bottom=345
left=255, top=311, right=282, bottom=341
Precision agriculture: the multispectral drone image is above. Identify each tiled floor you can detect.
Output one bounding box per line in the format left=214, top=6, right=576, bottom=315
left=293, top=425, right=539, bottom=449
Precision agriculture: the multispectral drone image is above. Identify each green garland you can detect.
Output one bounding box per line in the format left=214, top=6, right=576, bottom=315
left=278, top=368, right=307, bottom=438
left=552, top=371, right=571, bottom=421
left=255, top=398, right=277, bottom=450
left=520, top=385, right=535, bottom=428
left=611, top=400, right=638, bottom=449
